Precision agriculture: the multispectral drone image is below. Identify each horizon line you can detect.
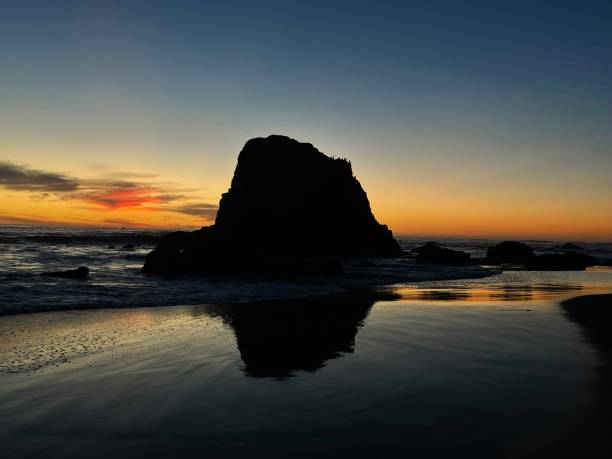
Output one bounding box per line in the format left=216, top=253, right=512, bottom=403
left=0, top=222, right=610, bottom=244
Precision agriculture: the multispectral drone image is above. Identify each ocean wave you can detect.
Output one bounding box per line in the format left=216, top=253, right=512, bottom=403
left=0, top=234, right=162, bottom=246
left=1, top=226, right=611, bottom=316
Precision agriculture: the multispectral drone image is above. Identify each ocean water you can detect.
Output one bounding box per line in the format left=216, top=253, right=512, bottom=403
left=1, top=225, right=611, bottom=315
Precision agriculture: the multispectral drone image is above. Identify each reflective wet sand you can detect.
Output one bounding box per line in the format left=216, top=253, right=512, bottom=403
left=1, top=269, right=612, bottom=458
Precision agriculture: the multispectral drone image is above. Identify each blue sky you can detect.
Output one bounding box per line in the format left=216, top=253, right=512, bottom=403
left=1, top=1, right=611, bottom=238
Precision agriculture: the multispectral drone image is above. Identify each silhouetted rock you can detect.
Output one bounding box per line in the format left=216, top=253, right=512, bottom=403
left=301, top=257, right=344, bottom=276
left=529, top=252, right=598, bottom=271
left=143, top=135, right=401, bottom=275
left=486, top=241, right=535, bottom=265
left=560, top=294, right=612, bottom=454
left=411, top=241, right=439, bottom=253
left=601, top=259, right=612, bottom=267
left=107, top=245, right=115, bottom=249
left=414, top=243, right=471, bottom=264
left=123, top=243, right=135, bottom=250
left=562, top=294, right=612, bottom=392
left=41, top=266, right=89, bottom=279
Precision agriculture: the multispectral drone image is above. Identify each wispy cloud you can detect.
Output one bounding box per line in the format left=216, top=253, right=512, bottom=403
left=0, top=161, right=79, bottom=192
left=169, top=203, right=218, bottom=219
left=0, top=213, right=57, bottom=225
left=78, top=185, right=163, bottom=209
left=1, top=160, right=219, bottom=223
left=102, top=218, right=154, bottom=227
left=71, top=180, right=191, bottom=211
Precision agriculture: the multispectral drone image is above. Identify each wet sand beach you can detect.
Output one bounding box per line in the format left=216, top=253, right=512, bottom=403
left=2, top=270, right=612, bottom=458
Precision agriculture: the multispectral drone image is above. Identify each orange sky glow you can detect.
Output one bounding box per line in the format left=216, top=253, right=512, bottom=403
left=1, top=149, right=610, bottom=242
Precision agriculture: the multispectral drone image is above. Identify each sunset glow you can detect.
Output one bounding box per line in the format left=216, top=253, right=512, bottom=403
left=1, top=2, right=610, bottom=240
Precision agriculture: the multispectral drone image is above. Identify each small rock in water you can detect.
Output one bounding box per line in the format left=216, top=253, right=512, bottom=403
left=414, top=244, right=471, bottom=264
left=486, top=241, right=535, bottom=265
left=601, top=258, right=612, bottom=267
left=123, top=243, right=135, bottom=249
left=411, top=241, right=439, bottom=253
left=41, top=266, right=89, bottom=279
left=528, top=252, right=598, bottom=271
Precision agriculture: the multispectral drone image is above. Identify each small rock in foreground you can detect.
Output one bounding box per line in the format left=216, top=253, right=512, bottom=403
left=41, top=266, right=90, bottom=279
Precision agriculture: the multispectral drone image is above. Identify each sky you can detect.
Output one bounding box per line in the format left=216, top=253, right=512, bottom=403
left=1, top=0, right=611, bottom=240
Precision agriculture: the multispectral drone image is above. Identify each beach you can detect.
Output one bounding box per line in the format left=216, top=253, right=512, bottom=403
left=2, top=270, right=612, bottom=458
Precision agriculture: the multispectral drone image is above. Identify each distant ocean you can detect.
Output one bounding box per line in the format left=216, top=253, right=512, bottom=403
left=1, top=225, right=611, bottom=316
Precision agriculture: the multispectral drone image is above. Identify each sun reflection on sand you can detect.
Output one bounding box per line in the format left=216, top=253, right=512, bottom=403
left=395, top=285, right=586, bottom=304
left=394, top=268, right=612, bottom=305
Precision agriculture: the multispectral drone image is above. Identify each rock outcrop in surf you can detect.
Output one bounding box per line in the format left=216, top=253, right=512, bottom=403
left=41, top=266, right=89, bottom=279
left=486, top=240, right=599, bottom=270
left=412, top=242, right=471, bottom=264
left=486, top=241, right=535, bottom=265
left=143, top=135, right=402, bottom=275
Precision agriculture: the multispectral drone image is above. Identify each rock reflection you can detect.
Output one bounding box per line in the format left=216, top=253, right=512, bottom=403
left=206, top=291, right=398, bottom=378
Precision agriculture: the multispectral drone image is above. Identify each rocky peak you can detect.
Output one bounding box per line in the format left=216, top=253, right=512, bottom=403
left=143, top=135, right=401, bottom=275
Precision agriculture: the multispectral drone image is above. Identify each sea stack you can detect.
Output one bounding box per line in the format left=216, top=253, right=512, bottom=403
left=143, top=135, right=402, bottom=275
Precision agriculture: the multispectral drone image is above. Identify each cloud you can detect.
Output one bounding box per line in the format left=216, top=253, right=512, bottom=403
left=0, top=161, right=79, bottom=192
left=71, top=181, right=218, bottom=218
left=61, top=176, right=184, bottom=210
left=1, top=160, right=218, bottom=224
left=83, top=162, right=159, bottom=179
left=79, top=185, right=163, bottom=209
left=102, top=218, right=154, bottom=227
left=0, top=213, right=57, bottom=225
left=170, top=203, right=218, bottom=219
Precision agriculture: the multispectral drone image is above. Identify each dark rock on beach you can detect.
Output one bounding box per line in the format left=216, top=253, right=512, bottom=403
left=411, top=241, right=439, bottom=252
left=143, top=135, right=402, bottom=276
left=558, top=294, right=612, bottom=456
left=563, top=294, right=612, bottom=330
left=123, top=243, right=135, bottom=250
left=486, top=241, right=597, bottom=270
left=414, top=242, right=471, bottom=264
left=411, top=241, right=438, bottom=253
left=529, top=252, right=598, bottom=271
left=486, top=241, right=535, bottom=265
left=41, top=266, right=89, bottom=279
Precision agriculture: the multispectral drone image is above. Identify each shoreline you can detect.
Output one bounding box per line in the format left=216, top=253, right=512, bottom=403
left=4, top=266, right=612, bottom=319
left=1, top=286, right=610, bottom=378
left=0, top=261, right=498, bottom=317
